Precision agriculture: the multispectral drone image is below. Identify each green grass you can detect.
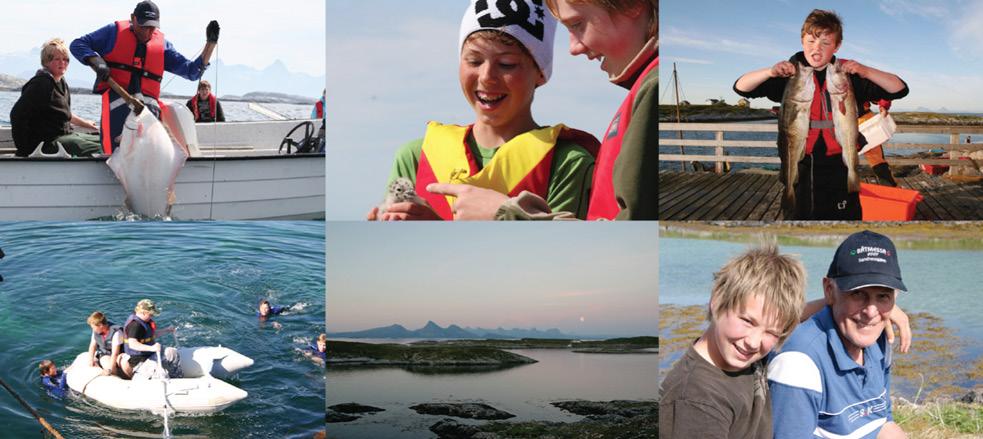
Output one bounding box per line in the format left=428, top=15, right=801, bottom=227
left=894, top=399, right=983, bottom=438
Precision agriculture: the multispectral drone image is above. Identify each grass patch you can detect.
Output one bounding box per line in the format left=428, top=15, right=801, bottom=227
left=894, top=399, right=983, bottom=438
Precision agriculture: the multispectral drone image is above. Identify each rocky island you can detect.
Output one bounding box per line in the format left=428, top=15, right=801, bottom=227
left=327, top=340, right=538, bottom=366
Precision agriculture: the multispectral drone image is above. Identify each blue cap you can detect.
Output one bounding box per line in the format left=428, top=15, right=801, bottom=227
left=827, top=230, right=907, bottom=292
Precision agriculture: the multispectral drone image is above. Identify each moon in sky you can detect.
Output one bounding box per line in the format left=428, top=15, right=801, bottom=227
left=579, top=316, right=585, bottom=323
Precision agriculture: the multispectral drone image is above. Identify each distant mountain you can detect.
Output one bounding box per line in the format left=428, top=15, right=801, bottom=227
left=0, top=49, right=323, bottom=98
left=329, top=322, right=573, bottom=340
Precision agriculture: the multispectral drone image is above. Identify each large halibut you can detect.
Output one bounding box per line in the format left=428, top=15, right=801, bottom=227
left=777, top=61, right=813, bottom=217
left=107, top=109, right=189, bottom=218
left=826, top=60, right=860, bottom=194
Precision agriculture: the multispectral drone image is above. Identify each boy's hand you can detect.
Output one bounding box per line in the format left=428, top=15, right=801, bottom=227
left=885, top=303, right=911, bottom=353
left=379, top=201, right=443, bottom=221
left=838, top=59, right=868, bottom=77
left=770, top=61, right=796, bottom=78
left=427, top=183, right=506, bottom=220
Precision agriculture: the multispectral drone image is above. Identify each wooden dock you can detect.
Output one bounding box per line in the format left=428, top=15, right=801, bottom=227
left=659, top=170, right=983, bottom=220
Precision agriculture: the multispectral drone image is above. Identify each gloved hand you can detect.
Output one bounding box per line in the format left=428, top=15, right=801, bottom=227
left=86, top=56, right=110, bottom=82
left=206, top=20, right=220, bottom=43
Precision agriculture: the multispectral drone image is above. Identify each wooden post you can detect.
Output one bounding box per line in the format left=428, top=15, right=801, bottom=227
left=715, top=131, right=725, bottom=174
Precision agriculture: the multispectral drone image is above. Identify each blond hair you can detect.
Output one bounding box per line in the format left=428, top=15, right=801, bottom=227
left=40, top=38, right=69, bottom=66
left=801, top=9, right=843, bottom=45
left=709, top=243, right=806, bottom=345
left=87, top=311, right=108, bottom=327
left=38, top=359, right=55, bottom=376
left=544, top=0, right=657, bottom=39
left=463, top=30, right=536, bottom=64
left=317, top=333, right=328, bottom=343
left=197, top=80, right=211, bottom=90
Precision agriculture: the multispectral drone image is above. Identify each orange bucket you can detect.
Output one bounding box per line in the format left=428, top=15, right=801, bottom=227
left=859, top=183, right=923, bottom=221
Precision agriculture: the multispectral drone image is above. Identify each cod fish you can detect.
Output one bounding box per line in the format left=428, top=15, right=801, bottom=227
left=777, top=60, right=859, bottom=218
left=107, top=108, right=189, bottom=218
left=827, top=60, right=860, bottom=195
left=778, top=61, right=814, bottom=217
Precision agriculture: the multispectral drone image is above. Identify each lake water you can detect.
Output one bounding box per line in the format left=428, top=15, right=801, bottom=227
left=659, top=236, right=983, bottom=398
left=659, top=119, right=982, bottom=171
left=326, top=345, right=657, bottom=438
left=0, top=90, right=314, bottom=126
left=0, top=221, right=325, bottom=438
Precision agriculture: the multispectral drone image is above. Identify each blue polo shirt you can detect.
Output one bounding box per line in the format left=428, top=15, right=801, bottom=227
left=767, top=306, right=893, bottom=439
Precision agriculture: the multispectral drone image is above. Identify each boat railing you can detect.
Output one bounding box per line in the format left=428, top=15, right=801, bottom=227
left=660, top=122, right=983, bottom=173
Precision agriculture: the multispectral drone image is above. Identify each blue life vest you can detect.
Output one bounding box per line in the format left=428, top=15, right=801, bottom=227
left=122, top=314, right=156, bottom=359
left=93, top=323, right=122, bottom=356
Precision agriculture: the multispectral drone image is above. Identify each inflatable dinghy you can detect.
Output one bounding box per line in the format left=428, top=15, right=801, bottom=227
left=64, top=346, right=253, bottom=414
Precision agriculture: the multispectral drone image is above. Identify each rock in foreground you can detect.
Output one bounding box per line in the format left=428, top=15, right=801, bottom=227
left=329, top=403, right=385, bottom=414
left=410, top=402, right=515, bottom=420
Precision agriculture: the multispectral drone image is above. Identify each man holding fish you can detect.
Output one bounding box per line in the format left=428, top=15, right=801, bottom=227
left=734, top=9, right=908, bottom=220
left=69, top=0, right=220, bottom=154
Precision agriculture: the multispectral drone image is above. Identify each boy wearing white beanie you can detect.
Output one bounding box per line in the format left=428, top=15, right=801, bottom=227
left=369, top=0, right=600, bottom=221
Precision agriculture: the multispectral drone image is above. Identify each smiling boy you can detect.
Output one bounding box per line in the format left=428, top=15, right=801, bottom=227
left=369, top=0, right=599, bottom=221
left=734, top=10, right=908, bottom=220
left=660, top=244, right=806, bottom=438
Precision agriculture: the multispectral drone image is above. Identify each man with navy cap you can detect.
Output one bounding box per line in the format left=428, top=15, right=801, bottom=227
left=70, top=1, right=220, bottom=154
left=768, top=230, right=908, bottom=438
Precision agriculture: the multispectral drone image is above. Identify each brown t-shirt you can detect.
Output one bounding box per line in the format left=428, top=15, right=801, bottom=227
left=659, top=344, right=772, bottom=439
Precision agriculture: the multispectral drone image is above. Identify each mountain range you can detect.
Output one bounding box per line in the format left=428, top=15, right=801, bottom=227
left=329, top=321, right=572, bottom=340
left=0, top=48, right=323, bottom=99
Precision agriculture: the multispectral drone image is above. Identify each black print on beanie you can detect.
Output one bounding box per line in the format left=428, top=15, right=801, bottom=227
left=475, top=0, right=546, bottom=41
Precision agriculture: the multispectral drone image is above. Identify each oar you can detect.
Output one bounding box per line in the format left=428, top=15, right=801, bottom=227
left=106, top=78, right=146, bottom=116
left=0, top=377, right=66, bottom=439
left=155, top=350, right=172, bottom=439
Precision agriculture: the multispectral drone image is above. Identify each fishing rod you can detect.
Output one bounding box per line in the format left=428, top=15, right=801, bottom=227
left=0, top=377, right=66, bottom=439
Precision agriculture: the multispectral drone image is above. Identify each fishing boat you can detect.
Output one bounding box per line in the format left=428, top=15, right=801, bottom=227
left=0, top=118, right=325, bottom=220
left=64, top=346, right=254, bottom=414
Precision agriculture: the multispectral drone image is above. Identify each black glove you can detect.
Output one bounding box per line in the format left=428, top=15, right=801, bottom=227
left=86, top=56, right=110, bottom=82
left=206, top=20, right=220, bottom=43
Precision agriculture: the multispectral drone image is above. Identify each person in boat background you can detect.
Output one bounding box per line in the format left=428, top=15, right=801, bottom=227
left=305, top=333, right=327, bottom=364
left=733, top=9, right=908, bottom=220
left=311, top=89, right=325, bottom=120
left=366, top=0, right=600, bottom=221
left=38, top=359, right=69, bottom=400
left=186, top=80, right=225, bottom=123
left=120, top=299, right=182, bottom=379
left=859, top=99, right=898, bottom=187
left=9, top=38, right=101, bottom=158
left=87, top=311, right=124, bottom=377
left=70, top=0, right=220, bottom=154
left=426, top=0, right=659, bottom=220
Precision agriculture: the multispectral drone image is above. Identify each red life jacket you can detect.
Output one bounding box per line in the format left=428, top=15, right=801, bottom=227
left=96, top=20, right=165, bottom=99
left=414, top=122, right=599, bottom=220
left=190, top=93, right=218, bottom=121
left=804, top=73, right=843, bottom=156
left=314, top=99, right=324, bottom=119
left=587, top=56, right=658, bottom=220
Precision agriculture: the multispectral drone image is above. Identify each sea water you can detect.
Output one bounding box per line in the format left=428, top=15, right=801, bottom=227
left=0, top=90, right=314, bottom=125
left=659, top=236, right=983, bottom=397
left=0, top=221, right=325, bottom=438
left=326, top=346, right=657, bottom=438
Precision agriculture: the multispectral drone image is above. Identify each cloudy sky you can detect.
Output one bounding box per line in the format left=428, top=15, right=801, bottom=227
left=325, top=1, right=629, bottom=220
left=326, top=222, right=658, bottom=337
left=660, top=0, right=983, bottom=112
left=0, top=0, right=325, bottom=94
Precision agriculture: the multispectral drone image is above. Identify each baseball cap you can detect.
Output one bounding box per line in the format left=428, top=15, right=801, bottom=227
left=133, top=1, right=160, bottom=27
left=827, top=230, right=907, bottom=292
left=135, top=299, right=160, bottom=315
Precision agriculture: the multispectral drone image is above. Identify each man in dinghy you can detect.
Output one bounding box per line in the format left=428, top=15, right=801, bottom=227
left=120, top=299, right=182, bottom=379
left=86, top=311, right=124, bottom=377
left=70, top=0, right=220, bottom=153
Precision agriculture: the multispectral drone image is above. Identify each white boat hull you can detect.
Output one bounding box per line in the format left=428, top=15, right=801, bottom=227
left=0, top=120, right=324, bottom=220
left=64, top=346, right=253, bottom=414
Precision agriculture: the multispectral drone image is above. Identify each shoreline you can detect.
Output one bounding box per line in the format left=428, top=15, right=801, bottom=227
left=660, top=222, right=983, bottom=249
